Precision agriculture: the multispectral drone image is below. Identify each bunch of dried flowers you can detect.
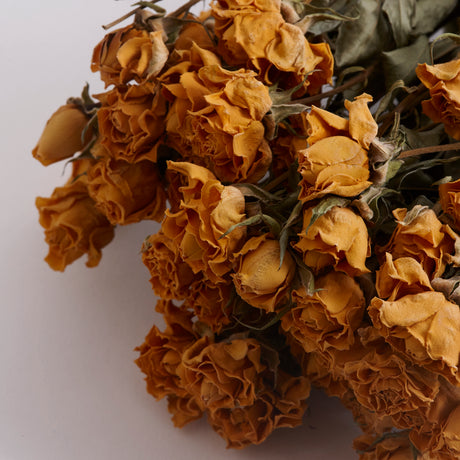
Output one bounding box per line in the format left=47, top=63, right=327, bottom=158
left=33, top=0, right=460, bottom=456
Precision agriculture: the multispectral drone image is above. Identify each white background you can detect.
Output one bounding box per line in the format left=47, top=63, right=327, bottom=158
left=0, top=1, right=361, bottom=459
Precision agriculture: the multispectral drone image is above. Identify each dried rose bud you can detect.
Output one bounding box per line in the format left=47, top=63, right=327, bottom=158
left=32, top=104, right=89, bottom=166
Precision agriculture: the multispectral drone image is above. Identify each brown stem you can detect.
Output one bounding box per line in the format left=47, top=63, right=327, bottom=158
left=102, top=7, right=143, bottom=30
left=263, top=171, right=289, bottom=192
left=377, top=84, right=429, bottom=136
left=168, top=0, right=202, bottom=17
left=290, top=62, right=377, bottom=106
left=398, top=141, right=460, bottom=159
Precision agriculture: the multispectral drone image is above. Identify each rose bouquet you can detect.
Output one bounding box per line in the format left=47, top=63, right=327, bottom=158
left=32, top=0, right=460, bottom=457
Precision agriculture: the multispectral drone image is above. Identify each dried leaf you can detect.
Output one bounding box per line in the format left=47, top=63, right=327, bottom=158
left=382, top=35, right=430, bottom=88
left=382, top=0, right=416, bottom=48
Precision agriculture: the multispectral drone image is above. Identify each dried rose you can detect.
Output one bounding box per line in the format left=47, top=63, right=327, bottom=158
left=87, top=156, right=166, bottom=225
left=298, top=94, right=376, bottom=202
left=376, top=206, right=457, bottom=279
left=35, top=160, right=114, bottom=271
left=344, top=342, right=440, bottom=429
left=167, top=394, right=203, bottom=428
left=32, top=104, right=90, bottom=166
left=369, top=291, right=460, bottom=385
left=177, top=336, right=266, bottom=411
left=162, top=47, right=272, bottom=183
left=293, top=205, right=370, bottom=277
left=376, top=253, right=433, bottom=301
left=439, top=178, right=460, bottom=231
left=354, top=432, right=416, bottom=460
left=232, top=235, right=296, bottom=312
left=95, top=82, right=166, bottom=163
left=91, top=25, right=167, bottom=86
left=141, top=231, right=201, bottom=301
left=162, top=161, right=247, bottom=283
left=281, top=271, right=365, bottom=352
left=212, top=0, right=333, bottom=93
left=135, top=300, right=197, bottom=400
left=207, top=370, right=310, bottom=449
left=416, top=58, right=460, bottom=140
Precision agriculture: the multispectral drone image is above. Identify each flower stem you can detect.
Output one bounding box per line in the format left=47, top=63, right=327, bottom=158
left=398, top=141, right=460, bottom=159
left=169, top=0, right=202, bottom=17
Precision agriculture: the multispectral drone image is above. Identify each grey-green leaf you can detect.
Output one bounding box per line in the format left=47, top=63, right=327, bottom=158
left=382, top=35, right=430, bottom=88
left=382, top=0, right=416, bottom=48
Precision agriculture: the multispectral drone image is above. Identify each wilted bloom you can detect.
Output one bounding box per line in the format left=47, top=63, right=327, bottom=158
left=293, top=205, right=370, bottom=277
left=233, top=235, right=296, bottom=312
left=177, top=336, right=266, bottom=411
left=281, top=270, right=365, bottom=352
left=439, top=178, right=460, bottom=231
left=35, top=160, right=114, bottom=271
left=208, top=371, right=310, bottom=449
left=135, top=300, right=198, bottom=400
left=369, top=291, right=460, bottom=385
left=354, top=432, right=416, bottom=460
left=96, top=82, right=166, bottom=163
left=162, top=46, right=272, bottom=183
left=298, top=94, right=376, bottom=202
left=162, top=161, right=247, bottom=283
left=91, top=25, right=168, bottom=86
left=376, top=206, right=457, bottom=279
left=416, top=58, right=460, bottom=140
left=87, top=156, right=166, bottom=225
left=212, top=0, right=333, bottom=93
left=375, top=253, right=433, bottom=301
left=141, top=231, right=201, bottom=300
left=32, top=104, right=90, bottom=166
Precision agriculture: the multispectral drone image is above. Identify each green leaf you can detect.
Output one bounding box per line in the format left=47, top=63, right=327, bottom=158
left=382, top=0, right=416, bottom=48
left=278, top=200, right=303, bottom=268
left=382, top=35, right=430, bottom=88
left=297, top=262, right=316, bottom=296
left=430, top=32, right=460, bottom=64
left=231, top=183, right=283, bottom=202
left=269, top=103, right=309, bottom=125
left=234, top=303, right=292, bottom=332
left=219, top=215, right=262, bottom=239
left=334, top=0, right=391, bottom=68
left=411, top=0, right=457, bottom=37
left=261, top=214, right=282, bottom=237
left=305, top=196, right=350, bottom=234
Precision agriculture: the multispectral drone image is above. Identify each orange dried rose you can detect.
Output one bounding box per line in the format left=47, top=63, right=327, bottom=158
left=173, top=12, right=215, bottom=51
left=177, top=336, right=266, bottom=411
left=410, top=388, right=460, bottom=460
left=293, top=205, right=370, bottom=276
left=298, top=94, right=376, bottom=202
left=35, top=160, right=114, bottom=271
left=96, top=82, right=166, bottom=163
left=212, top=0, right=333, bottom=93
left=376, top=253, right=433, bottom=301
left=281, top=271, right=365, bottom=352
left=135, top=300, right=198, bottom=401
left=167, top=394, right=203, bottom=428
left=207, top=370, right=310, bottom=449
left=376, top=206, right=457, bottom=279
left=87, top=157, right=166, bottom=225
left=369, top=291, right=460, bottom=385
left=162, top=161, right=247, bottom=283
left=91, top=25, right=167, bottom=86
left=416, top=59, right=460, bottom=140
left=185, top=279, right=233, bottom=333
left=32, top=104, right=90, bottom=166
left=343, top=341, right=440, bottom=429
left=162, top=48, right=272, bottom=183
left=439, top=178, right=460, bottom=231
left=232, top=235, right=296, bottom=312
left=141, top=231, right=201, bottom=301
left=354, top=432, right=416, bottom=460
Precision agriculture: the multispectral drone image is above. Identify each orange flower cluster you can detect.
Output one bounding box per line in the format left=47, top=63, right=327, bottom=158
left=33, top=0, right=460, bottom=456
